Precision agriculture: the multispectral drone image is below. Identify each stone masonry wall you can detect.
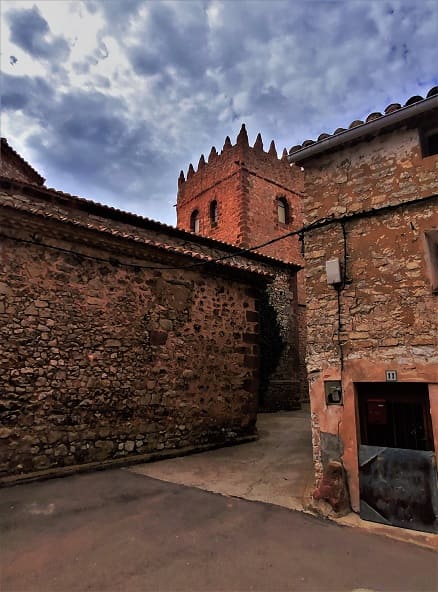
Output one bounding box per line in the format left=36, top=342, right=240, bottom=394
left=177, top=130, right=307, bottom=405
left=177, top=132, right=303, bottom=264
left=301, top=125, right=438, bottom=509
left=177, top=147, right=245, bottom=245
left=306, top=205, right=437, bottom=374
left=304, top=127, right=438, bottom=223
left=259, top=273, right=301, bottom=410
left=304, top=126, right=438, bottom=373
left=0, top=204, right=265, bottom=478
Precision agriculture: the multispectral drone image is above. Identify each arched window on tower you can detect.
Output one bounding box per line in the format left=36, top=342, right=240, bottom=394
left=190, top=209, right=200, bottom=233
left=277, top=197, right=289, bottom=224
left=210, top=200, right=218, bottom=226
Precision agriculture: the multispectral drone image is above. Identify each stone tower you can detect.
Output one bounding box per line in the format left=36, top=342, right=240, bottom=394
left=176, top=124, right=304, bottom=266
left=176, top=125, right=308, bottom=409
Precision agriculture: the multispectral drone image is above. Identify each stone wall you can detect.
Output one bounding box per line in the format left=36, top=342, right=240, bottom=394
left=301, top=125, right=438, bottom=510
left=0, top=184, right=278, bottom=479
left=176, top=128, right=307, bottom=406
left=176, top=128, right=303, bottom=263
left=259, top=274, right=301, bottom=411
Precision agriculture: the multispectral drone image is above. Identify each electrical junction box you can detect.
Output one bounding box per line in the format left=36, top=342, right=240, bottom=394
left=325, top=380, right=343, bottom=405
left=325, top=258, right=342, bottom=285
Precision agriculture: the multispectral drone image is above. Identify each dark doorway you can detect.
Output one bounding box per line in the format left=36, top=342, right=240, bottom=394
left=357, top=382, right=437, bottom=533
left=357, top=382, right=434, bottom=451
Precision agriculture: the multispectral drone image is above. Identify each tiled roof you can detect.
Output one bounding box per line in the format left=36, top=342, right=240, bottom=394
left=289, top=86, right=438, bottom=161
left=0, top=138, right=46, bottom=185
left=2, top=176, right=298, bottom=269
left=0, top=176, right=300, bottom=277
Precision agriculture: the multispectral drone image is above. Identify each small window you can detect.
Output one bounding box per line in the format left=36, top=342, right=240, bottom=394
left=190, top=209, right=200, bottom=233
left=277, top=197, right=289, bottom=224
left=421, top=126, right=438, bottom=157
left=424, top=230, right=438, bottom=293
left=210, top=200, right=218, bottom=226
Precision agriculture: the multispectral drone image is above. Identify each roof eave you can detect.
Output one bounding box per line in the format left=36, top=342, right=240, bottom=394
left=288, top=94, right=438, bottom=165
left=0, top=138, right=46, bottom=185
left=0, top=176, right=302, bottom=273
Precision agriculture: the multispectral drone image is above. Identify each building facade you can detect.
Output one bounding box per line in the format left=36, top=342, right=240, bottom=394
left=2, top=85, right=437, bottom=533
left=0, top=154, right=299, bottom=480
left=289, top=86, right=438, bottom=532
left=176, top=124, right=307, bottom=407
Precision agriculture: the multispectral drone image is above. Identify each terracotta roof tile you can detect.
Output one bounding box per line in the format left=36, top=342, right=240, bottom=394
left=2, top=194, right=271, bottom=276
left=0, top=176, right=299, bottom=270
left=289, top=85, right=438, bottom=157
left=365, top=112, right=382, bottom=123
left=0, top=179, right=294, bottom=279
left=348, top=119, right=364, bottom=129
left=384, top=103, right=401, bottom=114
left=0, top=138, right=46, bottom=185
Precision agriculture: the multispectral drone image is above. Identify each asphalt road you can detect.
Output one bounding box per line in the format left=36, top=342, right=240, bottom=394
left=1, top=469, right=437, bottom=592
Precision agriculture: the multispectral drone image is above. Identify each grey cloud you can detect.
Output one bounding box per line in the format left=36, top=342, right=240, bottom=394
left=3, top=0, right=437, bottom=226
left=128, top=2, right=209, bottom=79
left=84, top=2, right=99, bottom=15
left=94, top=75, right=111, bottom=89
left=3, top=74, right=174, bottom=217
left=72, top=56, right=99, bottom=75
left=7, top=5, right=70, bottom=61
left=96, top=41, right=109, bottom=60
left=72, top=37, right=109, bottom=76
left=2, top=74, right=55, bottom=113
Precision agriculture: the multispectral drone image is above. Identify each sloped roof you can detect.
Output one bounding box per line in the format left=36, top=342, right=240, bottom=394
left=0, top=138, right=46, bottom=185
left=289, top=86, right=438, bottom=163
left=0, top=176, right=301, bottom=278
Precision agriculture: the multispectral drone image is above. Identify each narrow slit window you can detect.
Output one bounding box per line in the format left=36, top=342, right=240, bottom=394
left=277, top=197, right=289, bottom=224
left=190, top=209, right=200, bottom=233
left=210, top=200, right=218, bottom=226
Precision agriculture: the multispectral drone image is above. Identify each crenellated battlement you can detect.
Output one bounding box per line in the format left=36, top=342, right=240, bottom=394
left=177, top=124, right=302, bottom=205
left=175, top=123, right=307, bottom=410
left=176, top=123, right=304, bottom=268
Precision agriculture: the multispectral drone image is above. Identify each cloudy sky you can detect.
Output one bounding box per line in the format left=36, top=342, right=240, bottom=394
left=1, top=0, right=437, bottom=224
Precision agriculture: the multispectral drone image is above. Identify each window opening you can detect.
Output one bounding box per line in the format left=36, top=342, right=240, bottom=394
left=421, top=125, right=438, bottom=157
left=277, top=197, right=289, bottom=224
left=190, top=209, right=200, bottom=233
left=210, top=200, right=218, bottom=226
left=425, top=230, right=438, bottom=293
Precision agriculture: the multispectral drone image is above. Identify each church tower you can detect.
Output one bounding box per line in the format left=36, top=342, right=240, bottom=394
left=176, top=125, right=308, bottom=408
left=176, top=124, right=304, bottom=267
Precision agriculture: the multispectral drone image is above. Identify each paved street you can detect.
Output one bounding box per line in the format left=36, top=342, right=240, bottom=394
left=1, top=469, right=436, bottom=592
left=129, top=409, right=315, bottom=512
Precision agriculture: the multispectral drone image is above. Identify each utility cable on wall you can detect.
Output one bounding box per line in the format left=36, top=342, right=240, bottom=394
left=1, top=193, right=436, bottom=273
